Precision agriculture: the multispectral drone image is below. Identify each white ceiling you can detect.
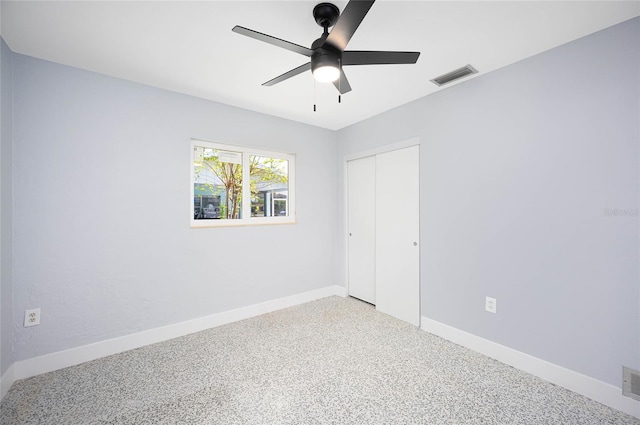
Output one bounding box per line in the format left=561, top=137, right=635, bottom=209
left=2, top=1, right=638, bottom=130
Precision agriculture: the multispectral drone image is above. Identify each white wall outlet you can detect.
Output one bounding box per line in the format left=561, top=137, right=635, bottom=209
left=485, top=297, right=497, bottom=314
left=24, top=308, right=41, bottom=327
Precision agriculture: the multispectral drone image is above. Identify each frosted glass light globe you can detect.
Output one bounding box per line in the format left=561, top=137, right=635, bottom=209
left=313, top=65, right=340, bottom=83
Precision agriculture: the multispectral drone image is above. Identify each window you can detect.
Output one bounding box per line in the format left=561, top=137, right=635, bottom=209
left=191, top=139, right=295, bottom=227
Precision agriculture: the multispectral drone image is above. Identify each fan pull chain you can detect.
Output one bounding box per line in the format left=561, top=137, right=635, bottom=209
left=313, top=78, right=317, bottom=112
left=338, top=59, right=342, bottom=104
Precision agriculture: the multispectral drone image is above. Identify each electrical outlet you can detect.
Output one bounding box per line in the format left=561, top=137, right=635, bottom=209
left=485, top=297, right=497, bottom=314
left=24, top=308, right=41, bottom=327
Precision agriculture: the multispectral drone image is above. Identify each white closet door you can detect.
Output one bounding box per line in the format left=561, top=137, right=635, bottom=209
left=347, top=156, right=376, bottom=304
left=375, top=145, right=420, bottom=325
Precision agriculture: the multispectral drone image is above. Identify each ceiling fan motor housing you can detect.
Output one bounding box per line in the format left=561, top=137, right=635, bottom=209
left=311, top=35, right=341, bottom=76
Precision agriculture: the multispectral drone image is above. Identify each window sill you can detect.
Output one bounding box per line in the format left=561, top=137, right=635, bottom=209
left=190, top=216, right=297, bottom=228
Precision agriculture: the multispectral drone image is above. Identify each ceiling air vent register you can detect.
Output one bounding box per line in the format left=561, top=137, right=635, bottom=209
left=431, top=65, right=478, bottom=87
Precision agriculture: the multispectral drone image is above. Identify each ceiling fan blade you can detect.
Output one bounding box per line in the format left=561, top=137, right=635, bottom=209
left=325, top=0, right=375, bottom=51
left=232, top=26, right=313, bottom=57
left=342, top=51, right=420, bottom=66
left=262, top=63, right=312, bottom=87
left=333, top=69, right=352, bottom=94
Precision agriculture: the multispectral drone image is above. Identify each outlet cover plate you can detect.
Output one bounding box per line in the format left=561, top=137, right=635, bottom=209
left=24, top=308, right=41, bottom=327
left=485, top=297, right=497, bottom=314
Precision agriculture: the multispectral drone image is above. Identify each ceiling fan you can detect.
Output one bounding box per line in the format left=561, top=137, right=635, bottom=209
left=232, top=0, right=420, bottom=95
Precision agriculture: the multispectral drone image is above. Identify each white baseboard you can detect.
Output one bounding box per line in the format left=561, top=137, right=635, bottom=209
left=421, top=316, right=640, bottom=419
left=5, top=285, right=345, bottom=393
left=0, top=363, right=15, bottom=400
left=333, top=285, right=347, bottom=297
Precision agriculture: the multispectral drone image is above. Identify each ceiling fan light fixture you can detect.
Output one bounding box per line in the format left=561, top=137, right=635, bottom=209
left=311, top=51, right=340, bottom=83
left=313, top=65, right=340, bottom=82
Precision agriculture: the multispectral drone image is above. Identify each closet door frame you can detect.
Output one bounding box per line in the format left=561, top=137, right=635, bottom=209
left=343, top=137, right=420, bottom=319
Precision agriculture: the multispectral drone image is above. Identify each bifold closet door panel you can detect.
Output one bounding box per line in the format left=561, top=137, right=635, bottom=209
left=375, top=145, right=420, bottom=326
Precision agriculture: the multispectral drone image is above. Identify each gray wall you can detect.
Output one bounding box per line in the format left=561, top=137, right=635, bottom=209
left=1, top=37, right=14, bottom=376
left=11, top=53, right=337, bottom=361
left=336, top=17, right=639, bottom=388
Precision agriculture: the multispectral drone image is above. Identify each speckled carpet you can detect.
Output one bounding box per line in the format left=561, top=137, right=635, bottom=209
left=0, top=296, right=638, bottom=424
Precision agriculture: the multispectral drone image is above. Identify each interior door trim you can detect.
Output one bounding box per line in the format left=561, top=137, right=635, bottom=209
left=343, top=137, right=420, bottom=162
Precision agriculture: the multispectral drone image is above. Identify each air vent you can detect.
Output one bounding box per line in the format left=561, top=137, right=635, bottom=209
left=430, top=65, right=478, bottom=87
left=623, top=366, right=640, bottom=401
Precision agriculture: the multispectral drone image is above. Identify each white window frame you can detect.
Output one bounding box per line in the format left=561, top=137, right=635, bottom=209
left=190, top=139, right=296, bottom=228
